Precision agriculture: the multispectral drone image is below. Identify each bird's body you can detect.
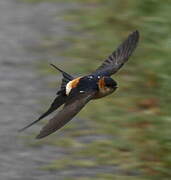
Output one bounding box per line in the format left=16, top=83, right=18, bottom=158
left=19, top=30, right=139, bottom=139
left=66, top=75, right=117, bottom=98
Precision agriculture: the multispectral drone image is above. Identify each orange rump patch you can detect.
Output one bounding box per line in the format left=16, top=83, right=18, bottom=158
left=66, top=77, right=81, bottom=95
left=71, top=77, right=81, bottom=88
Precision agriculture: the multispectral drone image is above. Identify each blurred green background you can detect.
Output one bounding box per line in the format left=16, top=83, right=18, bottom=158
left=24, top=0, right=171, bottom=179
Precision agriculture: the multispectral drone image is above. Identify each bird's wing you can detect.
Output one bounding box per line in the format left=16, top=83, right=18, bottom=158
left=92, top=30, right=139, bottom=77
left=36, top=91, right=96, bottom=139
left=19, top=94, right=67, bottom=132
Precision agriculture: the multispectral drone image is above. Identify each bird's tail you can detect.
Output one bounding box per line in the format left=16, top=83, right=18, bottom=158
left=50, top=63, right=74, bottom=94
left=50, top=63, right=73, bottom=81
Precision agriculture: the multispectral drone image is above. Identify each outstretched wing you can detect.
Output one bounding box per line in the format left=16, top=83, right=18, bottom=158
left=19, top=94, right=67, bottom=132
left=19, top=64, right=74, bottom=132
left=36, top=91, right=96, bottom=139
left=92, top=30, right=139, bottom=76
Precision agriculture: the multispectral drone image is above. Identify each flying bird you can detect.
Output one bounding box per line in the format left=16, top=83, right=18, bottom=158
left=19, top=30, right=139, bottom=139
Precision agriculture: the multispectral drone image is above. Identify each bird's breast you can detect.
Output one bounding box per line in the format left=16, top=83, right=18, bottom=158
left=93, top=87, right=114, bottom=99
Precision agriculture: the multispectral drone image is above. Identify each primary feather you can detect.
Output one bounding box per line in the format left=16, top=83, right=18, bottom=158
left=93, top=30, right=139, bottom=76
left=36, top=91, right=96, bottom=139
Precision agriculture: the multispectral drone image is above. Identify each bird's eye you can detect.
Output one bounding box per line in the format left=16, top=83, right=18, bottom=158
left=97, top=76, right=100, bottom=79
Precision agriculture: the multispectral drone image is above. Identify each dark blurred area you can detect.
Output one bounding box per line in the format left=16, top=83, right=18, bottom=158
left=0, top=0, right=170, bottom=180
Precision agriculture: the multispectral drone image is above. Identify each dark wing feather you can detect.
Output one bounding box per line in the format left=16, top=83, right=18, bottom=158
left=93, top=30, right=139, bottom=76
left=19, top=94, right=67, bottom=132
left=36, top=91, right=95, bottom=139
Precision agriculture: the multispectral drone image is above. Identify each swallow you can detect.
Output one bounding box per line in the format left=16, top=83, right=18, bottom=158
left=19, top=30, right=139, bottom=139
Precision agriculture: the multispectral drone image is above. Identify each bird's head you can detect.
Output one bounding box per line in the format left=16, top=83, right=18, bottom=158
left=103, top=77, right=118, bottom=90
